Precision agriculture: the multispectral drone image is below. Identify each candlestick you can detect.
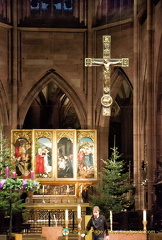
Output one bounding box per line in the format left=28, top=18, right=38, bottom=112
left=65, top=209, right=68, bottom=221
left=77, top=217, right=82, bottom=240
left=30, top=171, right=35, bottom=179
left=143, top=210, right=147, bottom=221
left=142, top=221, right=147, bottom=231
left=77, top=204, right=81, bottom=219
left=12, top=172, right=16, bottom=179
left=6, top=167, right=9, bottom=178
left=42, top=186, right=45, bottom=203
left=65, top=220, right=69, bottom=240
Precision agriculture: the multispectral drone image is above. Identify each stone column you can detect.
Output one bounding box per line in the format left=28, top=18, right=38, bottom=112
left=133, top=0, right=142, bottom=210
left=146, top=0, right=155, bottom=210
left=11, top=0, right=18, bottom=128
left=86, top=0, right=93, bottom=128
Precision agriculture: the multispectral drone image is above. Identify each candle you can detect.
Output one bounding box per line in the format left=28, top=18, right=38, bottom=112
left=30, top=171, right=35, bottom=179
left=110, top=210, right=113, bottom=231
left=77, top=204, right=81, bottom=219
left=6, top=167, right=9, bottom=178
left=67, top=185, right=69, bottom=193
left=80, top=185, right=82, bottom=194
left=65, top=209, right=68, bottom=221
left=12, top=172, right=16, bottom=179
left=143, top=210, right=147, bottom=221
left=42, top=185, right=45, bottom=194
left=54, top=214, right=57, bottom=227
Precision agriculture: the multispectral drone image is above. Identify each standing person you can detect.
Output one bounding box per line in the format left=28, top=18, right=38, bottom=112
left=82, top=206, right=110, bottom=240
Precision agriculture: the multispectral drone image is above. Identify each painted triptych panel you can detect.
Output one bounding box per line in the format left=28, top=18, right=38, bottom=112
left=11, top=129, right=97, bottom=181
left=34, top=130, right=53, bottom=179
left=11, top=130, right=32, bottom=179
left=77, top=130, right=97, bottom=179
left=57, top=130, right=74, bottom=179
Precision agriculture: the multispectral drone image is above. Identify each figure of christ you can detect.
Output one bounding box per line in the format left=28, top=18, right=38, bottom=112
left=85, top=35, right=129, bottom=115
left=93, top=59, right=121, bottom=93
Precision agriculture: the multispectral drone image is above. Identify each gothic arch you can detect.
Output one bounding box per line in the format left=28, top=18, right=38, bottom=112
left=18, top=69, right=86, bottom=128
left=96, top=67, right=132, bottom=129
left=96, top=67, right=133, bottom=166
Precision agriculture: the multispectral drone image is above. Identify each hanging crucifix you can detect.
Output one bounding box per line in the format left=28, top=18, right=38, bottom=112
left=85, top=35, right=129, bottom=116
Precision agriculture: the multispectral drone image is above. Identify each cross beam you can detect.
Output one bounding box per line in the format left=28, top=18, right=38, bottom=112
left=85, top=35, right=129, bottom=116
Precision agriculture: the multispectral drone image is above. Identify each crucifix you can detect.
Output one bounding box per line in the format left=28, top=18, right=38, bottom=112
left=85, top=35, right=129, bottom=116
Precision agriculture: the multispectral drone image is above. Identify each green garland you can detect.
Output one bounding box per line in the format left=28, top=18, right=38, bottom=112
left=2, top=178, right=40, bottom=192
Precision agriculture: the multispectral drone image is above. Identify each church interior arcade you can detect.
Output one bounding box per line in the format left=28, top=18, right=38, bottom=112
left=0, top=0, right=162, bottom=233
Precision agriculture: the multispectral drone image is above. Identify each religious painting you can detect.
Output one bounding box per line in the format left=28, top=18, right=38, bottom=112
left=11, top=130, right=32, bottom=179
left=11, top=129, right=97, bottom=181
left=34, top=130, right=53, bottom=179
left=77, top=130, right=97, bottom=179
left=56, top=130, right=74, bottom=179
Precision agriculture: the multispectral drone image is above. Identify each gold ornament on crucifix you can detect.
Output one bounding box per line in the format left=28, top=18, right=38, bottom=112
left=85, top=35, right=129, bottom=116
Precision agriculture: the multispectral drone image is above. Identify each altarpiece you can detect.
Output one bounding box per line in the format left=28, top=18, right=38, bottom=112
left=11, top=129, right=97, bottom=199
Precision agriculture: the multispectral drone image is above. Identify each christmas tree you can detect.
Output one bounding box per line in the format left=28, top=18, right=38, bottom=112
left=90, top=144, right=134, bottom=216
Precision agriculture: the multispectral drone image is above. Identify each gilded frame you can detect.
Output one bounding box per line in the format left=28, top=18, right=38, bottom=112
left=77, top=130, right=97, bottom=180
left=33, top=129, right=53, bottom=179
left=11, top=129, right=97, bottom=182
left=11, top=130, right=33, bottom=179
left=56, top=129, right=76, bottom=180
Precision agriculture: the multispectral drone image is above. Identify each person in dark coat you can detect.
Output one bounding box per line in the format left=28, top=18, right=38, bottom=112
left=82, top=206, right=110, bottom=240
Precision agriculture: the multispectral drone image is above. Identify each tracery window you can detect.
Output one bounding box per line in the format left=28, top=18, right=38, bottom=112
left=30, top=0, right=73, bottom=14
left=18, top=0, right=86, bottom=28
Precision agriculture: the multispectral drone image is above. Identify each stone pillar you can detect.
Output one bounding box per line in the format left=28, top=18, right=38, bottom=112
left=11, top=0, right=18, bottom=128
left=133, top=0, right=142, bottom=210
left=86, top=0, right=93, bottom=129
left=146, top=0, right=155, bottom=210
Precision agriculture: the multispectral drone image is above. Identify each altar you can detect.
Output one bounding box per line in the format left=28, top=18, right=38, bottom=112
left=10, top=129, right=97, bottom=234
left=24, top=201, right=90, bottom=233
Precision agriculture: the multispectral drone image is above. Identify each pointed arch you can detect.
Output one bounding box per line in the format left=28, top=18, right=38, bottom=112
left=96, top=67, right=132, bottom=128
left=18, top=69, right=86, bottom=128
left=96, top=68, right=133, bottom=171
